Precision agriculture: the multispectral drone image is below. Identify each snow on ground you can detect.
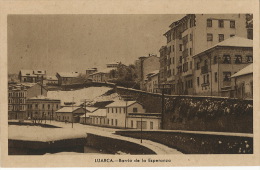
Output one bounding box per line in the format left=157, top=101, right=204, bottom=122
left=47, top=87, right=112, bottom=105
left=8, top=124, right=87, bottom=142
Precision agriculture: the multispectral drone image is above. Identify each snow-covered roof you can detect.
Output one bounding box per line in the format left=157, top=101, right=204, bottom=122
left=28, top=95, right=60, bottom=101
left=86, top=109, right=107, bottom=117
left=194, top=36, right=253, bottom=58
left=56, top=107, right=84, bottom=113
left=46, top=76, right=58, bottom=80
left=105, top=101, right=138, bottom=107
left=85, top=107, right=99, bottom=113
left=20, top=70, right=37, bottom=77
left=231, top=64, right=253, bottom=78
left=57, top=72, right=79, bottom=78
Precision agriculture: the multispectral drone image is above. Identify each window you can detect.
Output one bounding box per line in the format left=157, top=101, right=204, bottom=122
left=235, top=55, right=242, bottom=64
left=218, top=34, right=224, bottom=42
left=112, top=108, right=114, bottom=113
left=223, top=72, right=231, bottom=82
left=190, top=61, right=192, bottom=69
left=214, top=56, right=218, bottom=64
left=131, top=120, right=133, bottom=128
left=247, top=55, right=253, bottom=63
left=230, top=20, right=235, bottom=28
left=107, top=119, right=110, bottom=124
left=215, top=72, right=218, bottom=82
left=56, top=104, right=58, bottom=109
left=179, top=44, right=182, bottom=51
left=207, top=33, right=213, bottom=41
left=133, top=107, right=138, bottom=113
left=196, top=62, right=200, bottom=70
left=172, top=69, right=175, bottom=75
left=223, top=55, right=231, bottom=64
left=115, top=119, right=118, bottom=126
left=150, top=122, right=153, bottom=129
left=190, top=48, right=192, bottom=55
left=190, top=33, right=193, bottom=41
left=230, top=34, right=235, bottom=37
left=111, top=119, right=114, bottom=125
left=203, top=75, right=206, bottom=83
left=35, top=104, right=38, bottom=108
left=207, top=19, right=212, bottom=27
left=207, top=74, right=209, bottom=83
left=218, top=20, right=224, bottom=28
left=48, top=104, right=50, bottom=109
left=115, top=108, right=117, bottom=113
left=197, top=77, right=200, bottom=86
left=107, top=108, right=109, bottom=113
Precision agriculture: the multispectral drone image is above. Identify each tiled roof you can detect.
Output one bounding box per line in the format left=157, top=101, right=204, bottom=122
left=231, top=64, right=253, bottom=78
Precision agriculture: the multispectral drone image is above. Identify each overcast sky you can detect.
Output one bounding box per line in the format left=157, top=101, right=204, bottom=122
left=8, top=14, right=184, bottom=75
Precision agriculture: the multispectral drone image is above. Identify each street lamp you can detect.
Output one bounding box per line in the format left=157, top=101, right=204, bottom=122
left=158, top=83, right=172, bottom=129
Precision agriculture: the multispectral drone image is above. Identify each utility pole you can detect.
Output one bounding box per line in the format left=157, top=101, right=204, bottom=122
left=72, top=97, right=74, bottom=128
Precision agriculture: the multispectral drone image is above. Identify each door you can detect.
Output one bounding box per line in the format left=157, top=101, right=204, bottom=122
left=136, top=121, right=147, bottom=129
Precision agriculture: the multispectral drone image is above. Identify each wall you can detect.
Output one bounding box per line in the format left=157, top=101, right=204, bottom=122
left=235, top=74, right=253, bottom=99
left=115, top=130, right=253, bottom=154
left=115, top=86, right=253, bottom=133
left=127, top=117, right=161, bottom=130
left=27, top=84, right=47, bottom=98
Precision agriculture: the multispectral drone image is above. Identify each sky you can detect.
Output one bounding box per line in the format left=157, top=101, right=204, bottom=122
left=8, top=14, right=184, bottom=75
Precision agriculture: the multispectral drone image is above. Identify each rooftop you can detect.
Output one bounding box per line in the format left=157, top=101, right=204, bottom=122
left=231, top=64, right=253, bottom=78
left=84, top=109, right=107, bottom=117
left=28, top=95, right=60, bottom=101
left=105, top=101, right=138, bottom=107
left=57, top=72, right=79, bottom=78
left=56, top=107, right=83, bottom=113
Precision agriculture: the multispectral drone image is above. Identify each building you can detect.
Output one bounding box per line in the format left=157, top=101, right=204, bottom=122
left=193, top=36, right=253, bottom=97
left=145, top=70, right=160, bottom=93
left=231, top=64, right=253, bottom=99
left=86, top=68, right=98, bottom=78
left=56, top=72, right=80, bottom=86
left=159, top=46, right=168, bottom=84
left=8, top=83, right=48, bottom=119
left=88, top=68, right=115, bottom=83
left=81, top=108, right=107, bottom=125
left=127, top=112, right=161, bottom=130
left=18, top=70, right=46, bottom=83
left=55, top=107, right=86, bottom=123
left=161, top=14, right=248, bottom=95
left=43, top=76, right=58, bottom=86
left=79, top=107, right=99, bottom=124
left=26, top=96, right=61, bottom=121
left=106, top=62, right=120, bottom=68
left=135, top=54, right=160, bottom=90
left=105, top=101, right=145, bottom=128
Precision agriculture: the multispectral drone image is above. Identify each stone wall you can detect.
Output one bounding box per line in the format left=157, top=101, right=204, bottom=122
left=115, top=86, right=253, bottom=133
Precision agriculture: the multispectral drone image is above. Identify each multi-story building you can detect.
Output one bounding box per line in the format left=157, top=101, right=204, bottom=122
left=161, top=14, right=248, bottom=95
left=135, top=54, right=160, bottom=90
left=56, top=72, right=80, bottom=86
left=18, top=70, right=46, bottom=83
left=8, top=83, right=48, bottom=119
left=145, top=70, right=159, bottom=93
left=26, top=96, right=61, bottom=121
left=88, top=68, right=114, bottom=83
left=86, top=68, right=98, bottom=78
left=159, top=46, right=167, bottom=84
left=193, top=36, right=253, bottom=97
left=106, top=62, right=120, bottom=68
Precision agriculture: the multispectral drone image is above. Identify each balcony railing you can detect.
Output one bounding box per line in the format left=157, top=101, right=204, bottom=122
left=201, top=65, right=209, bottom=74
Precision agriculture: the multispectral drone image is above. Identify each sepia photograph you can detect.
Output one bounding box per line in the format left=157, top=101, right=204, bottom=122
left=1, top=0, right=259, bottom=168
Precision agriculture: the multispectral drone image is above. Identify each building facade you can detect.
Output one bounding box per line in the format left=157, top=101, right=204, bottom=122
left=26, top=96, right=61, bottom=121
left=161, top=14, right=248, bottom=95
left=56, top=72, right=79, bottom=86
left=18, top=70, right=46, bottom=83
left=55, top=107, right=86, bottom=123
left=8, top=83, right=48, bottom=119
left=86, top=68, right=98, bottom=78
left=193, top=37, right=253, bottom=97
left=231, top=64, right=253, bottom=99
left=135, top=54, right=160, bottom=90
left=145, top=70, right=159, bottom=93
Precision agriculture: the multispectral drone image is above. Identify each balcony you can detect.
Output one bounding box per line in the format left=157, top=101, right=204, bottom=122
left=201, top=82, right=210, bottom=87
left=201, top=65, right=209, bottom=74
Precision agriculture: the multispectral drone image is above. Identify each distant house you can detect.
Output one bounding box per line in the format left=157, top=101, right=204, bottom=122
left=86, top=68, right=98, bottom=78
left=106, top=62, right=120, bottom=68
left=55, top=107, right=85, bottom=123
left=80, top=108, right=107, bottom=125
left=231, top=64, right=253, bottom=99
left=8, top=83, right=48, bottom=120
left=44, top=76, right=58, bottom=86
left=88, top=68, right=115, bottom=83
left=145, top=70, right=160, bottom=93
left=18, top=70, right=46, bottom=83
left=79, top=107, right=99, bottom=124
left=56, top=72, right=80, bottom=86
left=26, top=96, right=61, bottom=121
